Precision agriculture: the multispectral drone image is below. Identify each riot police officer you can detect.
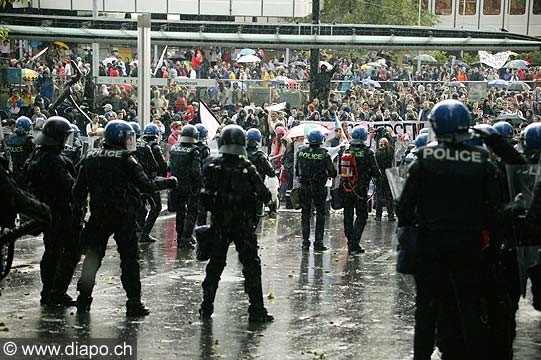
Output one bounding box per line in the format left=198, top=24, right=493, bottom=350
left=246, top=128, right=275, bottom=182
left=195, top=124, right=211, bottom=226
left=520, top=122, right=541, bottom=311
left=199, top=125, right=273, bottom=322
left=5, top=116, right=34, bottom=187
left=130, top=122, right=159, bottom=240
left=62, top=123, right=84, bottom=167
left=246, top=128, right=276, bottom=215
left=140, top=123, right=167, bottom=243
left=195, top=124, right=211, bottom=163
left=398, top=100, right=500, bottom=360
left=74, top=120, right=177, bottom=316
left=26, top=117, right=79, bottom=306
left=170, top=124, right=202, bottom=249
left=340, top=126, right=381, bottom=253
left=295, top=129, right=337, bottom=251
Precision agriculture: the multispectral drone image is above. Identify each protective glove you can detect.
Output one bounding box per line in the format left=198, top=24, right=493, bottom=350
left=165, top=176, right=178, bottom=189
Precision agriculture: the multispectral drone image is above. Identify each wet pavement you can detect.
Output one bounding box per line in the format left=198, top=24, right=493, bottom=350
left=1, top=207, right=541, bottom=359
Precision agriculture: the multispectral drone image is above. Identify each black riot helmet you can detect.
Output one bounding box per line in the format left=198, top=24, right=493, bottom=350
left=180, top=124, right=198, bottom=144
left=218, top=124, right=247, bottom=156
left=35, top=116, right=74, bottom=147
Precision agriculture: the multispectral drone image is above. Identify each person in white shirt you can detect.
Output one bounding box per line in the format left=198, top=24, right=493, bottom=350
left=86, top=113, right=102, bottom=149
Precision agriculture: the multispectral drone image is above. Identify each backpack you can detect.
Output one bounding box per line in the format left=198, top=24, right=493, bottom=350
left=340, top=149, right=359, bottom=193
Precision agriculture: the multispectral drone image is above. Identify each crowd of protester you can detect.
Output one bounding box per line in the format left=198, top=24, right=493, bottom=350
left=2, top=43, right=541, bottom=154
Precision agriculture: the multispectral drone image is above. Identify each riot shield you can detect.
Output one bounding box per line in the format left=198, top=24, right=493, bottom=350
left=506, top=164, right=541, bottom=247
left=385, top=165, right=409, bottom=201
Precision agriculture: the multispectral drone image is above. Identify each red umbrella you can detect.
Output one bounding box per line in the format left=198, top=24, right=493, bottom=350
left=119, top=84, right=132, bottom=91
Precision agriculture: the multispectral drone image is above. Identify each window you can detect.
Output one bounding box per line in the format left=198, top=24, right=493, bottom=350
left=509, top=0, right=526, bottom=14
left=423, top=0, right=429, bottom=9
left=435, top=0, right=452, bottom=14
left=533, top=0, right=541, bottom=14
left=483, top=0, right=501, bottom=14
left=459, top=0, right=477, bottom=15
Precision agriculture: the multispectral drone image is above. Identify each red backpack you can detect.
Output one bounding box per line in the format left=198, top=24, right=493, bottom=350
left=340, top=150, right=359, bottom=193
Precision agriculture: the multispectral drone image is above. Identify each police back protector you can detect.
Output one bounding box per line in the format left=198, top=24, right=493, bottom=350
left=297, top=145, right=328, bottom=186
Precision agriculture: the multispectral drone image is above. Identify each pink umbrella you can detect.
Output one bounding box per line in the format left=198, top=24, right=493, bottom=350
left=119, top=84, right=132, bottom=91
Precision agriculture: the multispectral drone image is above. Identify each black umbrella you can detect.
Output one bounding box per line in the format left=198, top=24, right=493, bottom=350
left=506, top=81, right=531, bottom=92
left=496, top=113, right=527, bottom=126
left=169, top=54, right=186, bottom=61
left=454, top=60, right=470, bottom=68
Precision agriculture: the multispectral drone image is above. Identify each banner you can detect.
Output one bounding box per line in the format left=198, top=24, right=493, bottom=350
left=478, top=51, right=510, bottom=69
left=302, top=120, right=428, bottom=139
left=199, top=100, right=221, bottom=142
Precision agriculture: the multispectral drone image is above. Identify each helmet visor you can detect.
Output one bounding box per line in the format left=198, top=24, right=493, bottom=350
left=125, top=132, right=137, bottom=152
left=65, top=132, right=74, bottom=148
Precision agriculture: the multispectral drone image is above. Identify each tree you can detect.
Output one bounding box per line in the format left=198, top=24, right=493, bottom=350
left=320, top=0, right=437, bottom=26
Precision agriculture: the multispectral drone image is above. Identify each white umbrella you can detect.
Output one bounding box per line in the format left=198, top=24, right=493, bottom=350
left=414, top=54, right=438, bottom=63
left=319, top=61, right=333, bottom=70
left=102, top=57, right=118, bottom=66
left=237, top=54, right=261, bottom=63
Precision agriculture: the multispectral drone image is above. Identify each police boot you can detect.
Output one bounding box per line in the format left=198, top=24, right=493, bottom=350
left=40, top=290, right=51, bottom=306
left=140, top=233, right=158, bottom=243
left=48, top=292, right=77, bottom=307
left=313, top=242, right=328, bottom=251
left=200, top=287, right=217, bottom=320
left=177, top=237, right=195, bottom=249
left=528, top=264, right=541, bottom=311
left=348, top=243, right=366, bottom=254
left=248, top=307, right=275, bottom=322
left=76, top=295, right=93, bottom=314
left=126, top=300, right=150, bottom=317
left=302, top=239, right=310, bottom=251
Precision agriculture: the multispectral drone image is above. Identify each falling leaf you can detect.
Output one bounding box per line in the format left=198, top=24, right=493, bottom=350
left=267, top=292, right=275, bottom=300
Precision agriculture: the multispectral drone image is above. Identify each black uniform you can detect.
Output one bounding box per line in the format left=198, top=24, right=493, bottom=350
left=340, top=143, right=381, bottom=250
left=73, top=147, right=175, bottom=308
left=196, top=141, right=211, bottom=226
left=5, top=129, right=34, bottom=187
left=398, top=142, right=500, bottom=360
left=26, top=147, right=79, bottom=303
left=141, top=138, right=167, bottom=239
left=62, top=139, right=83, bottom=169
left=199, top=154, right=272, bottom=319
left=375, top=145, right=395, bottom=220
left=133, top=138, right=159, bottom=236
left=247, top=146, right=275, bottom=181
left=169, top=142, right=202, bottom=246
left=295, top=144, right=336, bottom=248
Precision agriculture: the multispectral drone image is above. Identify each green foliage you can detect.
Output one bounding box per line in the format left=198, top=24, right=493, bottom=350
left=320, top=0, right=438, bottom=26
left=427, top=50, right=448, bottom=63
left=516, top=51, right=541, bottom=65
left=0, top=27, right=8, bottom=41
left=462, top=52, right=479, bottom=64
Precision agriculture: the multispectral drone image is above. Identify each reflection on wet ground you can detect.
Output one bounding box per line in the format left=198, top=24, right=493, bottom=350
left=1, top=210, right=540, bottom=359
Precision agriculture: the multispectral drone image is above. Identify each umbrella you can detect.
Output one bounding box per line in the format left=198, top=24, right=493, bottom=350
left=230, top=81, right=248, bottom=91
left=488, top=79, right=509, bottom=89
left=504, top=60, right=529, bottom=70
left=285, top=123, right=330, bottom=139
left=53, top=41, right=69, bottom=49
left=366, top=62, right=384, bottom=68
left=237, top=54, right=261, bottom=63
left=470, top=61, right=483, bottom=67
left=362, top=78, right=381, bottom=88
left=21, top=69, right=39, bottom=80
left=496, top=114, right=527, bottom=126
left=319, top=61, right=333, bottom=70
left=506, top=81, right=531, bottom=92
left=119, top=84, right=132, bottom=91
left=239, top=48, right=256, bottom=56
left=289, top=61, right=307, bottom=68
left=273, top=60, right=287, bottom=67
left=444, top=81, right=466, bottom=88
left=102, top=57, right=118, bottom=66
left=169, top=54, right=186, bottom=61
left=414, top=54, right=438, bottom=63
left=453, top=60, right=470, bottom=68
